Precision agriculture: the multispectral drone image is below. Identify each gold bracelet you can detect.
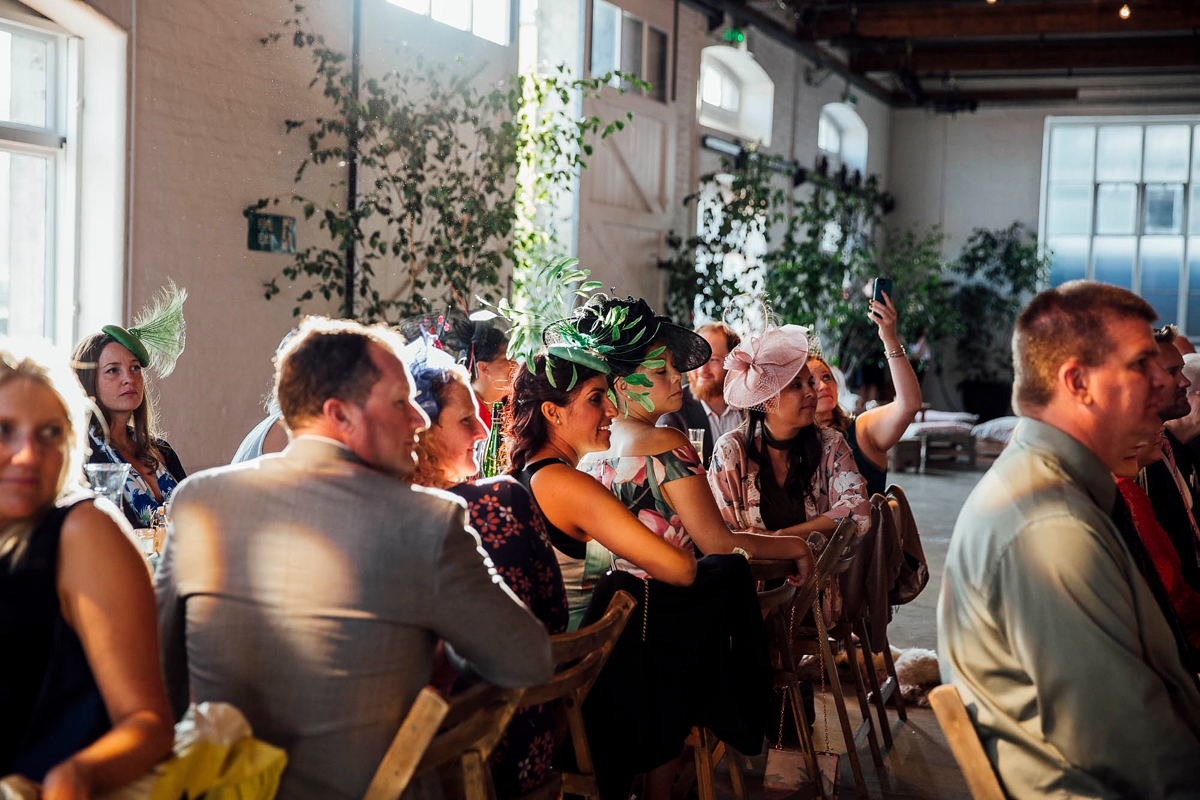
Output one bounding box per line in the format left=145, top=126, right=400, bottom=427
left=884, top=345, right=907, bottom=359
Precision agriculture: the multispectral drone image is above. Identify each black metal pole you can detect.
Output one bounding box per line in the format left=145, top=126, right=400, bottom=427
left=345, top=0, right=363, bottom=319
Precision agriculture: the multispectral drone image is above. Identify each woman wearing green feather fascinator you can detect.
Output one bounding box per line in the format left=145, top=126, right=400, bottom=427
left=72, top=282, right=188, bottom=529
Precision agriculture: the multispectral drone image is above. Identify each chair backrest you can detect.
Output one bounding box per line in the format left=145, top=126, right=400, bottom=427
left=416, top=683, right=523, bottom=778
left=793, top=518, right=857, bottom=614
left=886, top=483, right=930, bottom=605
left=519, top=589, right=637, bottom=708
left=837, top=504, right=881, bottom=622
left=363, top=687, right=450, bottom=800
left=927, top=685, right=1006, bottom=800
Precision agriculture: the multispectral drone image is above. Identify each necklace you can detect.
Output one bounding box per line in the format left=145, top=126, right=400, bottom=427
left=761, top=423, right=804, bottom=450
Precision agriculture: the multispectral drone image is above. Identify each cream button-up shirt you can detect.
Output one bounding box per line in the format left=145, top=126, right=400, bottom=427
left=938, top=418, right=1200, bottom=798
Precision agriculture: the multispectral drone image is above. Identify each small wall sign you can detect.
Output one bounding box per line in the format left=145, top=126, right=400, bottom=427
left=248, top=212, right=296, bottom=254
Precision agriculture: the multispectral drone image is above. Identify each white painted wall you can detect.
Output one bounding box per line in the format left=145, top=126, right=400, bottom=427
left=55, top=0, right=518, bottom=470
left=888, top=102, right=1200, bottom=257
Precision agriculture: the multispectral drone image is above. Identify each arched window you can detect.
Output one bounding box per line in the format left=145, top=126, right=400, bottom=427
left=817, top=102, right=868, bottom=175
left=697, top=45, right=773, bottom=146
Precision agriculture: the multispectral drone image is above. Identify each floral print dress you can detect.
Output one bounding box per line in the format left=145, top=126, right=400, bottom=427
left=449, top=476, right=568, bottom=799
left=588, top=445, right=705, bottom=576
left=87, top=430, right=184, bottom=528
left=707, top=426, right=870, bottom=537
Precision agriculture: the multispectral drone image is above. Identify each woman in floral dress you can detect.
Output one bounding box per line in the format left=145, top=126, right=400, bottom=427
left=587, top=298, right=814, bottom=574
left=707, top=323, right=871, bottom=588
left=403, top=351, right=567, bottom=799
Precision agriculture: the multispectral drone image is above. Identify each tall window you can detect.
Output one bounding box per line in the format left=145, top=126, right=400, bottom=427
left=0, top=20, right=64, bottom=339
left=387, top=0, right=511, bottom=46
left=1041, top=118, right=1200, bottom=331
left=590, top=0, right=668, bottom=102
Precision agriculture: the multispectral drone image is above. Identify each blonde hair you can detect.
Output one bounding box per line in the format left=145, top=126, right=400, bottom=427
left=0, top=339, right=95, bottom=561
left=405, top=364, right=475, bottom=490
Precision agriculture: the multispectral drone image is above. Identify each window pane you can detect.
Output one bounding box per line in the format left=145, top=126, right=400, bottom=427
left=1188, top=238, right=1200, bottom=336
left=1191, top=184, right=1200, bottom=236
left=1096, top=126, right=1143, bottom=182
left=590, top=0, right=619, bottom=80
left=1093, top=236, right=1136, bottom=289
left=1144, top=126, right=1191, bottom=182
left=1145, top=184, right=1184, bottom=234
left=431, top=0, right=470, bottom=30
left=818, top=115, right=840, bottom=153
left=1140, top=236, right=1184, bottom=326
left=1046, top=184, right=1092, bottom=235
left=473, top=0, right=508, bottom=45
left=1047, top=236, right=1089, bottom=286
left=620, top=13, right=642, bottom=89
left=1049, top=126, right=1094, bottom=182
left=1096, top=183, right=1137, bottom=235
left=0, top=151, right=50, bottom=337
left=701, top=65, right=722, bottom=107
left=722, top=79, right=739, bottom=112
left=645, top=26, right=667, bottom=102
left=388, top=0, right=431, bottom=14
left=0, top=30, right=49, bottom=129
left=1194, top=126, right=1200, bottom=181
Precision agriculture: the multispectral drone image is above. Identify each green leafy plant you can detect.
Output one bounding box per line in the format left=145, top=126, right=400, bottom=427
left=950, top=222, right=1051, bottom=383
left=254, top=7, right=642, bottom=323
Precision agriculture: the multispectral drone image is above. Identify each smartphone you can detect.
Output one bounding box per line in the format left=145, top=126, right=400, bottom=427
left=872, top=277, right=893, bottom=310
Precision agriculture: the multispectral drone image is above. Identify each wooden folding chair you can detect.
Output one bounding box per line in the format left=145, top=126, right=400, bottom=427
left=409, top=682, right=525, bottom=800
left=792, top=518, right=882, bottom=797
left=928, top=685, right=1006, bottom=800
left=512, top=590, right=638, bottom=800
left=364, top=687, right=452, bottom=800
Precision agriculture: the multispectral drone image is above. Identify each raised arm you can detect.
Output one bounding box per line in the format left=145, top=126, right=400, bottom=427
left=52, top=502, right=174, bottom=798
left=855, top=292, right=922, bottom=469
left=531, top=464, right=697, bottom=587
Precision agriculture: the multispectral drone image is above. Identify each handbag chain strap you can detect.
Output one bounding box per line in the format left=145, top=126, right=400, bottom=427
left=775, top=601, right=797, bottom=750
left=642, top=576, right=650, bottom=642
left=817, top=588, right=830, bottom=752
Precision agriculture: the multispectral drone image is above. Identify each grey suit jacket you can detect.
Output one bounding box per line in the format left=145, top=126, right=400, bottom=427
left=156, top=437, right=553, bottom=800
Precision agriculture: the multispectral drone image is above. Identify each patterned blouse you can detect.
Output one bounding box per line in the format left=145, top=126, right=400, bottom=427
left=448, top=476, right=568, bottom=799
left=588, top=445, right=705, bottom=576
left=707, top=426, right=871, bottom=538
left=88, top=430, right=184, bottom=528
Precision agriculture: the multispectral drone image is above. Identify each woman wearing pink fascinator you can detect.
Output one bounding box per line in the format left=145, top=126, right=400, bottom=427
left=706, top=307, right=870, bottom=586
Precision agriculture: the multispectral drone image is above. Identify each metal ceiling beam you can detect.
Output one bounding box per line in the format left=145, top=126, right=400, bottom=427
left=797, top=2, right=1200, bottom=41
left=851, top=36, right=1200, bottom=73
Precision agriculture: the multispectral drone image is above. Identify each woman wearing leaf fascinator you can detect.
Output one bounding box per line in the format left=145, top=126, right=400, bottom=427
left=706, top=303, right=870, bottom=588
left=72, top=282, right=189, bottom=528
left=506, top=296, right=698, bottom=630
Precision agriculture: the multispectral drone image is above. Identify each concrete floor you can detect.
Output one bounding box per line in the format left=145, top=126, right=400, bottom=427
left=708, top=466, right=987, bottom=800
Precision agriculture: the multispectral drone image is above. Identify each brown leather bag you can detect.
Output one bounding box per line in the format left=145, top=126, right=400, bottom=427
left=885, top=484, right=929, bottom=606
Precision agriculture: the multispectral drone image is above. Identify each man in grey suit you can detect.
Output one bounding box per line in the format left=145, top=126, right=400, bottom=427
left=157, top=317, right=552, bottom=800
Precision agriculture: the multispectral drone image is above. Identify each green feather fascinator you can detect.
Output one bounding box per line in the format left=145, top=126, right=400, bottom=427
left=101, top=280, right=188, bottom=377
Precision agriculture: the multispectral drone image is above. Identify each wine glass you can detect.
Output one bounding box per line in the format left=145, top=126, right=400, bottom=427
left=687, top=428, right=706, bottom=454
left=84, top=463, right=130, bottom=512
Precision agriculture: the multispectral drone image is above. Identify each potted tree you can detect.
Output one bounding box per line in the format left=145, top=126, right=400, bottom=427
left=950, top=223, right=1050, bottom=421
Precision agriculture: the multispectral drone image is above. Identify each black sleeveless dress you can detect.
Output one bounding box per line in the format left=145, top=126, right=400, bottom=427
left=845, top=418, right=889, bottom=499
left=0, top=496, right=111, bottom=781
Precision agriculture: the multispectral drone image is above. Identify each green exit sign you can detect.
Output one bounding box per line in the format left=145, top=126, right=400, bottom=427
left=247, top=212, right=296, bottom=254
left=722, top=28, right=745, bottom=44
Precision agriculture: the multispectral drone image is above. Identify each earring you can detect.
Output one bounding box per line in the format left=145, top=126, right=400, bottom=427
left=555, top=419, right=562, bottom=425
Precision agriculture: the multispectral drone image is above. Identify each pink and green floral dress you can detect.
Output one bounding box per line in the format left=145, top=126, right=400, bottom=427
left=588, top=445, right=705, bottom=576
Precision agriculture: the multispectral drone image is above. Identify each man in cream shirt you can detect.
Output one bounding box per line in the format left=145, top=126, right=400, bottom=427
left=939, top=281, right=1200, bottom=798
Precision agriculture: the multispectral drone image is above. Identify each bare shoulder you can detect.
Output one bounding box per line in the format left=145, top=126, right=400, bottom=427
left=59, top=500, right=147, bottom=583
left=647, top=424, right=691, bottom=453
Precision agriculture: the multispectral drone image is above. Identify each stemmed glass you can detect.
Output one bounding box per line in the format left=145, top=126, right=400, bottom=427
left=687, top=427, right=706, bottom=455
left=84, top=463, right=130, bottom=512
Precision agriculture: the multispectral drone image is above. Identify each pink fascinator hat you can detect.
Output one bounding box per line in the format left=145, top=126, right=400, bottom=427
left=723, top=323, right=811, bottom=411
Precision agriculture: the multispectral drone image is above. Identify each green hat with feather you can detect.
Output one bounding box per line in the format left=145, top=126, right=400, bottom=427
left=101, top=281, right=188, bottom=377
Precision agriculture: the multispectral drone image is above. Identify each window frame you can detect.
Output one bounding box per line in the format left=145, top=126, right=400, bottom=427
left=1039, top=115, right=1200, bottom=333
left=587, top=0, right=670, bottom=103
left=386, top=0, right=514, bottom=47
left=0, top=14, right=72, bottom=341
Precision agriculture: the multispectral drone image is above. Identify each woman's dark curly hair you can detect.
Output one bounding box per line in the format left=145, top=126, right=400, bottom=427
left=745, top=410, right=822, bottom=505
left=506, top=354, right=607, bottom=471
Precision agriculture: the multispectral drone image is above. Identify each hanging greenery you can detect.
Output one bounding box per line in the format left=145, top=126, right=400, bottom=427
left=252, top=6, right=641, bottom=323
left=661, top=149, right=952, bottom=377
